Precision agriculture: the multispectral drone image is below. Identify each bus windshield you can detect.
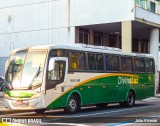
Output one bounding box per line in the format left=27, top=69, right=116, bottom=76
left=5, top=50, right=47, bottom=90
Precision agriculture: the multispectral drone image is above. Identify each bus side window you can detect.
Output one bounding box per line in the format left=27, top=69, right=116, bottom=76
left=79, top=53, right=86, bottom=70
left=96, top=54, right=104, bottom=70
left=88, top=53, right=96, bottom=70
left=105, top=55, right=119, bottom=71
left=69, top=52, right=86, bottom=71
left=71, top=53, right=78, bottom=70
left=121, top=57, right=127, bottom=71
left=105, top=55, right=112, bottom=71
left=139, top=59, right=145, bottom=72
left=146, top=59, right=154, bottom=73
left=112, top=56, right=119, bottom=71
left=134, top=58, right=145, bottom=72
left=48, top=61, right=65, bottom=81
left=126, top=58, right=133, bottom=72
left=121, top=57, right=133, bottom=72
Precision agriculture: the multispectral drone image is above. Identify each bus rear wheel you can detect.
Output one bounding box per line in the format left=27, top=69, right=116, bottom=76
left=64, top=95, right=79, bottom=114
left=119, top=91, right=135, bottom=107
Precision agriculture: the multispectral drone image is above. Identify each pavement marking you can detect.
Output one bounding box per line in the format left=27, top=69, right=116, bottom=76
left=106, top=123, right=132, bottom=126
left=38, top=123, right=90, bottom=126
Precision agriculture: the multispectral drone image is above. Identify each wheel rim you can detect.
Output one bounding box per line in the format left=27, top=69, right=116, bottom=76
left=69, top=99, right=77, bottom=111
left=128, top=94, right=134, bottom=105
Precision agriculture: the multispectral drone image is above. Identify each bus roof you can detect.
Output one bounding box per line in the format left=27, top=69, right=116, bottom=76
left=11, top=44, right=154, bottom=58
left=49, top=44, right=154, bottom=58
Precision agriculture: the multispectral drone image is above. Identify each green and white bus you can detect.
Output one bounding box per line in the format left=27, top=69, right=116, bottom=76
left=4, top=44, right=155, bottom=113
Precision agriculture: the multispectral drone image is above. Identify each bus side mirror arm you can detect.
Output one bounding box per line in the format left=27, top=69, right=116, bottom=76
left=48, top=58, right=55, bottom=71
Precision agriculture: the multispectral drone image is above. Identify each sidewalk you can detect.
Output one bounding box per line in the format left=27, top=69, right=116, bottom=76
left=155, top=93, right=160, bottom=98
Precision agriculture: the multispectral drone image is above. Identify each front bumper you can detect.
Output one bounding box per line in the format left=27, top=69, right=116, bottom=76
left=4, top=95, right=44, bottom=110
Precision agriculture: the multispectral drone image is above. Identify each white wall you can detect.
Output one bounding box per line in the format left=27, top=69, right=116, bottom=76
left=70, top=0, right=135, bottom=26
left=0, top=0, right=71, bottom=57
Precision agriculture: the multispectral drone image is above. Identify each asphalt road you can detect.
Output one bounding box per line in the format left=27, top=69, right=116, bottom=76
left=0, top=96, right=160, bottom=126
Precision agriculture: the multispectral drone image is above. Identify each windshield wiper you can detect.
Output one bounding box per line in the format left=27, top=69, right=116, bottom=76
left=29, top=63, right=41, bottom=89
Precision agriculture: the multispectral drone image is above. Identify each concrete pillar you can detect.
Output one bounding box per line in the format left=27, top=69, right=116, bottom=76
left=122, top=21, right=132, bottom=53
left=150, top=28, right=159, bottom=95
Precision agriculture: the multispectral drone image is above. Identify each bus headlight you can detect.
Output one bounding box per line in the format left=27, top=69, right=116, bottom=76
left=32, top=91, right=43, bottom=99
left=4, top=93, right=10, bottom=99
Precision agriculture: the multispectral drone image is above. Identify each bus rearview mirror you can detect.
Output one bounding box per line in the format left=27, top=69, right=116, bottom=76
left=48, top=58, right=55, bottom=71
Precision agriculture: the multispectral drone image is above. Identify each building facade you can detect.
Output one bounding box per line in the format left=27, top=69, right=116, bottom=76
left=0, top=0, right=160, bottom=92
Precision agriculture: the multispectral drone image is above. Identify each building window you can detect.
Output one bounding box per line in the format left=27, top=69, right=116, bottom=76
left=79, top=28, right=90, bottom=44
left=136, top=0, right=160, bottom=14
left=109, top=34, right=116, bottom=47
left=93, top=31, right=103, bottom=46
left=132, top=40, right=139, bottom=53
left=141, top=42, right=148, bottom=53
left=150, top=1, right=156, bottom=13
left=132, top=39, right=148, bottom=53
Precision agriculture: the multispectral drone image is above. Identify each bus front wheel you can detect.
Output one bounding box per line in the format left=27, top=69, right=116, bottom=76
left=119, top=91, right=135, bottom=107
left=64, top=95, right=79, bottom=114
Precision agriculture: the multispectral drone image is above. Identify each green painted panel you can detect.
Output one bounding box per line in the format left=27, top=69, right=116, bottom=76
left=46, top=73, right=155, bottom=109
left=5, top=90, right=34, bottom=98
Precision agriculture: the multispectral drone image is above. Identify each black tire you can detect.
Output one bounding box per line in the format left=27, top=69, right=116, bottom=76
left=96, top=103, right=108, bottom=108
left=35, top=109, right=46, bottom=114
left=64, top=95, right=79, bottom=114
left=119, top=91, right=135, bottom=107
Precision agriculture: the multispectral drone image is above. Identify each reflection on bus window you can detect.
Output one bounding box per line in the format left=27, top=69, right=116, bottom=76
left=69, top=52, right=86, bottom=71
left=135, top=58, right=145, bottom=72
left=96, top=54, right=104, bottom=70
left=105, top=55, right=119, bottom=71
left=146, top=59, right=154, bottom=73
left=121, top=57, right=133, bottom=72
left=88, top=53, right=96, bottom=70
left=48, top=61, right=65, bottom=81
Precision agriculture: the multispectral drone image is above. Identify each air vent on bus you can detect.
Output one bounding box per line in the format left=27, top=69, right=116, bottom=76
left=79, top=44, right=122, bottom=52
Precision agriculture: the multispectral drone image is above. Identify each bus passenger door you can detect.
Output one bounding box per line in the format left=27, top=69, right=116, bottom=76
left=44, top=57, right=68, bottom=108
